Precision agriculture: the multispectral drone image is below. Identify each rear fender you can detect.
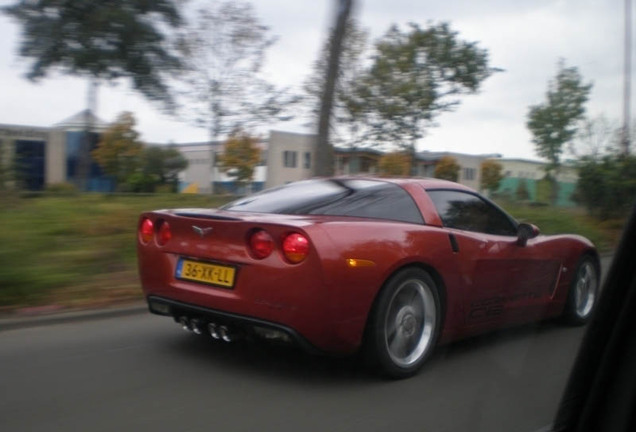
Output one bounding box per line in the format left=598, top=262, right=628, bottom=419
left=310, top=221, right=458, bottom=350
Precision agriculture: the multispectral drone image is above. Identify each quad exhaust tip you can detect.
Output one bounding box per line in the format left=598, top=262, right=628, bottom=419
left=207, top=323, right=220, bottom=339
left=206, top=322, right=234, bottom=342
left=178, top=316, right=190, bottom=332
left=219, top=325, right=233, bottom=342
left=175, top=315, right=246, bottom=344
left=190, top=318, right=203, bottom=335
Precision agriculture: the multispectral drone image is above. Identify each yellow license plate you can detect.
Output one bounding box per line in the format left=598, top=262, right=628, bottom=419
left=176, top=259, right=236, bottom=288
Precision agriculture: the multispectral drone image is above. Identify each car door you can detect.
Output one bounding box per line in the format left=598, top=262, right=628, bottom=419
left=426, top=189, right=561, bottom=327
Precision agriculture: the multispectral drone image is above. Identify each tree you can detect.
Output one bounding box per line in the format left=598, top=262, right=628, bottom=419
left=175, top=1, right=293, bottom=142
left=217, top=130, right=262, bottom=188
left=314, top=0, right=355, bottom=177
left=92, top=112, right=143, bottom=190
left=576, top=153, right=636, bottom=219
left=434, top=156, right=460, bottom=182
left=3, top=0, right=183, bottom=190
left=3, top=0, right=182, bottom=106
left=140, top=146, right=188, bottom=192
left=379, top=152, right=411, bottom=176
left=570, top=115, right=618, bottom=159
left=527, top=60, right=592, bottom=203
left=480, top=159, right=503, bottom=194
left=304, top=18, right=369, bottom=148
left=358, top=22, right=497, bottom=172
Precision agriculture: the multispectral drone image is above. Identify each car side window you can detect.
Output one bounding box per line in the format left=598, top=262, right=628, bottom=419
left=427, top=189, right=517, bottom=236
left=311, top=182, right=424, bottom=224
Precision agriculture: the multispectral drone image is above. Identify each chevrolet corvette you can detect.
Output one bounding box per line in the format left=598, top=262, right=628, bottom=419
left=137, top=177, right=599, bottom=378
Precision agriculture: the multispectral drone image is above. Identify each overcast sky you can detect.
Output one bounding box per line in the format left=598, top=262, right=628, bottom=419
left=0, top=0, right=627, bottom=159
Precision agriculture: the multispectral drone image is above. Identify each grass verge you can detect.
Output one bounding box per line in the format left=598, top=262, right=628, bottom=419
left=501, top=203, right=624, bottom=253
left=0, top=193, right=232, bottom=313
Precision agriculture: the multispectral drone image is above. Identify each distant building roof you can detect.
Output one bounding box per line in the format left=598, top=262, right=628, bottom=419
left=415, top=151, right=502, bottom=161
left=498, top=158, right=547, bottom=165
left=54, top=109, right=108, bottom=131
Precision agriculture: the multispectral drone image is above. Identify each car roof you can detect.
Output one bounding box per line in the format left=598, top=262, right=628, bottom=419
left=331, top=176, right=476, bottom=192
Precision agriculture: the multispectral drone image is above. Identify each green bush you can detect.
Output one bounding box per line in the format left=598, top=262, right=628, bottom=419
left=516, top=179, right=530, bottom=201
left=575, top=154, right=636, bottom=219
left=45, top=182, right=79, bottom=195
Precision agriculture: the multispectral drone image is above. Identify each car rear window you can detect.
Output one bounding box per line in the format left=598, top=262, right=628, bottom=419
left=221, top=179, right=424, bottom=224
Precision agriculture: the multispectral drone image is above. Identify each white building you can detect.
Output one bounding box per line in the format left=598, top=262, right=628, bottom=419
left=415, top=151, right=501, bottom=191
left=263, top=130, right=499, bottom=191
left=177, top=141, right=268, bottom=194
left=265, top=131, right=316, bottom=188
left=0, top=110, right=112, bottom=191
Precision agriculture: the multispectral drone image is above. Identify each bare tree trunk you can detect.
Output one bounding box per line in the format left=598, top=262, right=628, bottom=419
left=209, top=92, right=222, bottom=195
left=315, top=0, right=354, bottom=177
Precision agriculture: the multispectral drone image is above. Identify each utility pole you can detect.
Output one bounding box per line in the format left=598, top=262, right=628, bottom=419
left=77, top=78, right=99, bottom=191
left=623, top=0, right=632, bottom=155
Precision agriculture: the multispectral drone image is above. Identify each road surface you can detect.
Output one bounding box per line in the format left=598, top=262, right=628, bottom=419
left=0, top=311, right=588, bottom=432
left=0, top=256, right=611, bottom=432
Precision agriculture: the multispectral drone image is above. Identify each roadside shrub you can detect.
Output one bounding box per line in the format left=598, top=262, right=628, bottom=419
left=434, top=156, right=460, bottom=182
left=575, top=154, right=636, bottom=219
left=45, top=182, right=78, bottom=195
left=516, top=179, right=530, bottom=201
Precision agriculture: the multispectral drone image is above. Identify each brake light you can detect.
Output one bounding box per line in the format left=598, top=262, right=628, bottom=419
left=249, top=230, right=274, bottom=259
left=140, top=218, right=154, bottom=243
left=157, top=220, right=172, bottom=246
left=282, top=233, right=309, bottom=264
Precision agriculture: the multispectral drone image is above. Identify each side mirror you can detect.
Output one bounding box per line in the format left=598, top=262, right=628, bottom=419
left=517, top=223, right=540, bottom=247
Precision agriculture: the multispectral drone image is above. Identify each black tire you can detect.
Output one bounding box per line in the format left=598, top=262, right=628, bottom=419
left=563, top=255, right=600, bottom=325
left=365, top=268, right=441, bottom=379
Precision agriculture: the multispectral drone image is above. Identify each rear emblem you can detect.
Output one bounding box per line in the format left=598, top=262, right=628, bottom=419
left=192, top=226, right=214, bottom=237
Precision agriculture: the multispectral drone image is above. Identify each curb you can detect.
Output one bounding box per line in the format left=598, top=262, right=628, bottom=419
left=0, top=302, right=148, bottom=332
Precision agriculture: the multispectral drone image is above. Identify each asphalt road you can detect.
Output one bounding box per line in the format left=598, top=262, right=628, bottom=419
left=0, top=309, right=588, bottom=432
left=1, top=256, right=612, bottom=432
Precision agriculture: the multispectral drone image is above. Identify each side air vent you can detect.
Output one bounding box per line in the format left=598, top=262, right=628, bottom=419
left=448, top=234, right=460, bottom=253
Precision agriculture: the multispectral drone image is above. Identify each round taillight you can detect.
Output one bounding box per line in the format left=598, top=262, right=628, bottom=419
left=249, top=230, right=274, bottom=259
left=140, top=218, right=154, bottom=243
left=157, top=220, right=172, bottom=246
left=282, top=233, right=309, bottom=264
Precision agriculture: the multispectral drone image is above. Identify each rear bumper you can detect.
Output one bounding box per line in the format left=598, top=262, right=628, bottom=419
left=147, top=296, right=324, bottom=355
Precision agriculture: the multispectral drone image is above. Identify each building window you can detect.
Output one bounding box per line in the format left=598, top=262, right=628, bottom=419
left=360, top=157, right=373, bottom=173
left=304, top=152, right=311, bottom=169
left=283, top=150, right=297, bottom=168
left=16, top=139, right=46, bottom=191
left=462, top=167, right=476, bottom=181
left=65, top=131, right=111, bottom=191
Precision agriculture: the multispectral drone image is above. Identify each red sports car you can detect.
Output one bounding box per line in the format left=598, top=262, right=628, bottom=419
left=137, top=177, right=599, bottom=378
